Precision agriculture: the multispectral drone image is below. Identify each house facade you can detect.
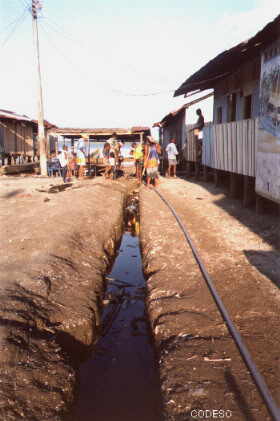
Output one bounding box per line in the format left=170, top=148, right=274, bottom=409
left=174, top=14, right=280, bottom=204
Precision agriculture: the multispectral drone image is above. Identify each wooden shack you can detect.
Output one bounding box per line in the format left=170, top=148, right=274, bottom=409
left=0, top=110, right=35, bottom=165
left=174, top=13, right=280, bottom=206
left=0, top=110, right=57, bottom=167
left=49, top=126, right=151, bottom=163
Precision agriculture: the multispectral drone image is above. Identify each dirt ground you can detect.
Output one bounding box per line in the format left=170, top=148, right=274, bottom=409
left=1, top=172, right=280, bottom=421
left=140, top=176, right=280, bottom=421
left=0, top=174, right=134, bottom=421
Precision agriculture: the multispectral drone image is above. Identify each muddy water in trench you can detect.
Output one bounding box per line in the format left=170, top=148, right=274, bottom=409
left=68, top=197, right=162, bottom=421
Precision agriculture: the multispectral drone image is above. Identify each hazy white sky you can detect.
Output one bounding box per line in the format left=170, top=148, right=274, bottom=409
left=0, top=0, right=279, bottom=129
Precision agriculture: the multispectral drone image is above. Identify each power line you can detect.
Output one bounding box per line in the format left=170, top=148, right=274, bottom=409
left=40, top=21, right=88, bottom=80
left=42, top=17, right=84, bottom=47
left=0, top=8, right=26, bottom=37
left=1, top=7, right=28, bottom=47
left=17, top=0, right=30, bottom=11
left=111, top=88, right=176, bottom=97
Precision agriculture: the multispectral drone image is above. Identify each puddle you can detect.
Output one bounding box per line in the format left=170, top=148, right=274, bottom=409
left=67, top=193, right=162, bottom=421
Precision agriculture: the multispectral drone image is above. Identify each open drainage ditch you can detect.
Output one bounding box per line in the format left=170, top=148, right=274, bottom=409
left=67, top=192, right=162, bottom=421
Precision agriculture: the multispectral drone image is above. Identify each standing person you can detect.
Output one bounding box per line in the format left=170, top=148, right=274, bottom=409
left=65, top=146, right=73, bottom=182
left=58, top=146, right=68, bottom=183
left=144, top=136, right=161, bottom=188
left=189, top=109, right=205, bottom=177
left=77, top=148, right=86, bottom=179
left=133, top=142, right=144, bottom=184
left=165, top=138, right=179, bottom=178
left=189, top=108, right=205, bottom=134
left=114, top=140, right=123, bottom=171
left=107, top=131, right=117, bottom=146
left=108, top=149, right=116, bottom=180
left=103, top=142, right=111, bottom=179
left=69, top=152, right=77, bottom=178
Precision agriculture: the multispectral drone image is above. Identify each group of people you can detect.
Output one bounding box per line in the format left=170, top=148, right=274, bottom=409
left=101, top=134, right=178, bottom=187
left=102, top=133, right=124, bottom=179
left=46, top=108, right=204, bottom=185
left=47, top=146, right=86, bottom=183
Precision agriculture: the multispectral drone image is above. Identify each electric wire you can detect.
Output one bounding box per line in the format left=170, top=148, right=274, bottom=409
left=39, top=15, right=177, bottom=97
left=153, top=188, right=280, bottom=421
left=39, top=21, right=90, bottom=81
left=1, top=7, right=28, bottom=47
left=42, top=17, right=84, bottom=47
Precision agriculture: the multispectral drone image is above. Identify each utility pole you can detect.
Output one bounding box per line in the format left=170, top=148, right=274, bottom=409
left=31, top=0, right=47, bottom=176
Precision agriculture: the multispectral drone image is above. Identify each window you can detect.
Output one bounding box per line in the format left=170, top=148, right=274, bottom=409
left=244, top=95, right=252, bottom=119
left=216, top=106, right=222, bottom=123
left=227, top=93, right=237, bottom=122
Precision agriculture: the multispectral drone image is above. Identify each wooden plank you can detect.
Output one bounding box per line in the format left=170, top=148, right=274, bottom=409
left=0, top=163, right=38, bottom=175
left=237, top=121, right=242, bottom=174
left=243, top=120, right=248, bottom=175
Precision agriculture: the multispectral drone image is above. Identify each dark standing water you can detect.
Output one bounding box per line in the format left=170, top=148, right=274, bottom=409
left=68, top=200, right=162, bottom=421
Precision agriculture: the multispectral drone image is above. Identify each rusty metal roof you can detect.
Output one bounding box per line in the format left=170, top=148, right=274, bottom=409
left=0, top=109, right=32, bottom=123
left=153, top=92, right=213, bottom=127
left=0, top=110, right=57, bottom=129
left=53, top=127, right=150, bottom=135
left=174, top=13, right=280, bottom=97
left=32, top=119, right=57, bottom=129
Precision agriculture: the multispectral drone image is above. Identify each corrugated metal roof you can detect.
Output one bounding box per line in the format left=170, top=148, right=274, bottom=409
left=32, top=119, right=57, bottom=129
left=174, top=13, right=280, bottom=97
left=0, top=110, right=57, bottom=129
left=0, top=109, right=32, bottom=122
left=54, top=127, right=150, bottom=135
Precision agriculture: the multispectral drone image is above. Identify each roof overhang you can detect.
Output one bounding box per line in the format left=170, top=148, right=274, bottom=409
left=174, top=13, right=280, bottom=97
left=153, top=91, right=213, bottom=127
left=53, top=127, right=150, bottom=137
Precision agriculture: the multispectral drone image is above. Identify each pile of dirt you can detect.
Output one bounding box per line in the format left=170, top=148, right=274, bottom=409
left=0, top=177, right=133, bottom=421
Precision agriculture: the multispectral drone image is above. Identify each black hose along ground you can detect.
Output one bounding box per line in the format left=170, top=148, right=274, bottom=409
left=67, top=190, right=163, bottom=421
left=153, top=188, right=280, bottom=421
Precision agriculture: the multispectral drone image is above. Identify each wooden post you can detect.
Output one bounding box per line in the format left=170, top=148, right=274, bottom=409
left=256, top=194, right=265, bottom=215
left=243, top=176, right=255, bottom=207
left=203, top=165, right=209, bottom=182
left=32, top=8, right=47, bottom=176
left=229, top=173, right=240, bottom=198
left=194, top=161, right=200, bottom=180
left=214, top=169, right=220, bottom=187
left=186, top=161, right=192, bottom=177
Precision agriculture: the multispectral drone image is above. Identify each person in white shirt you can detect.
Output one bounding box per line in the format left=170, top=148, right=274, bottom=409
left=58, top=146, right=68, bottom=182
left=165, top=138, right=179, bottom=178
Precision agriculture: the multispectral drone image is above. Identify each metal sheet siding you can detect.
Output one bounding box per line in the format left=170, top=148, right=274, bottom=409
left=202, top=118, right=257, bottom=176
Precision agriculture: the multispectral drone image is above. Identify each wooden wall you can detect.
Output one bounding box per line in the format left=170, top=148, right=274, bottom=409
left=161, top=110, right=186, bottom=152
left=202, top=118, right=257, bottom=177
left=183, top=124, right=197, bottom=162
left=0, top=120, right=34, bottom=156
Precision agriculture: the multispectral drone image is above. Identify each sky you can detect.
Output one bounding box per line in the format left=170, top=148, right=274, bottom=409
left=0, top=0, right=279, bottom=130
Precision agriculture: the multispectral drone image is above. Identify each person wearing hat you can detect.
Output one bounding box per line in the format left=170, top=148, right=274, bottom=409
left=107, top=131, right=117, bottom=146
left=143, top=136, right=161, bottom=187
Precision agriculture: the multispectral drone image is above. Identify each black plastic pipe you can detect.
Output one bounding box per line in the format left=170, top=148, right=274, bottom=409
left=154, top=188, right=280, bottom=421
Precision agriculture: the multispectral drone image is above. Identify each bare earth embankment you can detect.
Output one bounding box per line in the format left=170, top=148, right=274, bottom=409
left=140, top=177, right=280, bottom=421
left=0, top=175, right=132, bottom=421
